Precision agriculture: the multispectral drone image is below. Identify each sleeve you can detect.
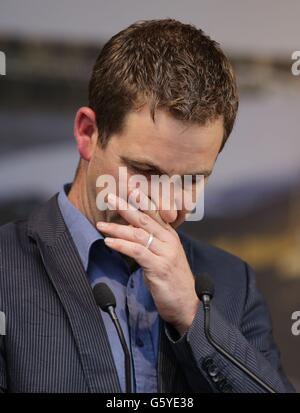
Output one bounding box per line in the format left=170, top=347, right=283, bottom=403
left=0, top=254, right=7, bottom=393
left=164, top=262, right=296, bottom=393
left=0, top=301, right=7, bottom=393
left=0, top=337, right=6, bottom=393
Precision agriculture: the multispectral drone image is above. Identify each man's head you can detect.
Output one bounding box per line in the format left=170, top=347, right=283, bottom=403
left=71, top=19, right=239, bottom=228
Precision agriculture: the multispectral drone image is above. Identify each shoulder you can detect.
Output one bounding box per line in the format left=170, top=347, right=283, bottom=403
left=177, top=229, right=252, bottom=313
left=0, top=219, right=30, bottom=251
left=0, top=219, right=40, bottom=285
left=178, top=229, right=248, bottom=276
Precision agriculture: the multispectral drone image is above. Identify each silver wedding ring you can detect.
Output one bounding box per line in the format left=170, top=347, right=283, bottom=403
left=145, top=233, right=154, bottom=250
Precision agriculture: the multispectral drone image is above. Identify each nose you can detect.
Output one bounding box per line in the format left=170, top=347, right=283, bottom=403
left=159, top=207, right=178, bottom=224
left=149, top=181, right=184, bottom=224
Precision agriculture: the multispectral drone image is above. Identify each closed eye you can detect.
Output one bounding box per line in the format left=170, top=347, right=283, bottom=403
left=129, top=165, right=158, bottom=177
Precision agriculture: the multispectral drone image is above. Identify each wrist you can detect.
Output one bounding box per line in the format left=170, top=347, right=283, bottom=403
left=173, top=298, right=201, bottom=336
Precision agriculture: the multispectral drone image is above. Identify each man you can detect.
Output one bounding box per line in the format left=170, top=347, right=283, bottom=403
left=0, top=19, right=295, bottom=393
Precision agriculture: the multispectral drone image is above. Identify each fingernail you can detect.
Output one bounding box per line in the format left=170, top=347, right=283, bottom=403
left=107, top=193, right=117, bottom=207
left=104, top=237, right=114, bottom=245
left=130, top=188, right=139, bottom=196
left=128, top=188, right=139, bottom=204
left=97, top=221, right=108, bottom=229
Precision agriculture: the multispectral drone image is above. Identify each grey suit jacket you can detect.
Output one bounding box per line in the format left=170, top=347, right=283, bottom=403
left=0, top=194, right=295, bottom=393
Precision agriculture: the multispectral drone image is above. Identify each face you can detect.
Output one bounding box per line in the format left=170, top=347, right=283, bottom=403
left=73, top=104, right=224, bottom=229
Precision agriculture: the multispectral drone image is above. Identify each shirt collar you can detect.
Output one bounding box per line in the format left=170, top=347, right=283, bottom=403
left=57, top=182, right=104, bottom=271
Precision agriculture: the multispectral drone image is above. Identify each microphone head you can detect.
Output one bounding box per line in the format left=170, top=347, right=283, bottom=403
left=93, top=282, right=116, bottom=312
left=195, top=272, right=215, bottom=300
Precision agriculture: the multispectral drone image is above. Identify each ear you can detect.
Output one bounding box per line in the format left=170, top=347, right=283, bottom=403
left=74, top=107, right=98, bottom=161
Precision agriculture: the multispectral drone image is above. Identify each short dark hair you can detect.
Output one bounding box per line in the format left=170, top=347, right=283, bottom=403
left=88, top=18, right=239, bottom=151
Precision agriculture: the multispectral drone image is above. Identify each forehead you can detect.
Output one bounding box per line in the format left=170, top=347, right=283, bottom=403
left=110, top=105, right=224, bottom=173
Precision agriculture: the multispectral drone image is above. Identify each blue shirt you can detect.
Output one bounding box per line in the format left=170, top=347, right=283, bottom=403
left=57, top=183, right=159, bottom=392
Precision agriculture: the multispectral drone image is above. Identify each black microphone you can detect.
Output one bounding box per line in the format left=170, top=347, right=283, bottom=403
left=93, top=282, right=132, bottom=393
left=195, top=272, right=276, bottom=393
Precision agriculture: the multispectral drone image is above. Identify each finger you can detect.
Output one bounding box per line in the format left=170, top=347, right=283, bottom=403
left=149, top=180, right=179, bottom=225
left=129, top=188, right=179, bottom=238
left=103, top=237, right=157, bottom=268
left=96, top=221, right=163, bottom=255
left=128, top=188, right=171, bottom=230
left=107, top=192, right=171, bottom=242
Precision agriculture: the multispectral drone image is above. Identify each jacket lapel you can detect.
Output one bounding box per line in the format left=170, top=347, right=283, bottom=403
left=28, top=195, right=121, bottom=393
left=157, top=318, right=181, bottom=392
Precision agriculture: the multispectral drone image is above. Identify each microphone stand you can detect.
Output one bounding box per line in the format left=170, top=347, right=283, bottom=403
left=106, top=305, right=132, bottom=394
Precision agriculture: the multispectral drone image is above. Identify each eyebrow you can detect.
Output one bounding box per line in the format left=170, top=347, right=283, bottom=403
left=120, top=156, right=212, bottom=178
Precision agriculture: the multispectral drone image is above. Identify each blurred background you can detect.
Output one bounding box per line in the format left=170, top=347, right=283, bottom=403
left=0, top=0, right=299, bottom=391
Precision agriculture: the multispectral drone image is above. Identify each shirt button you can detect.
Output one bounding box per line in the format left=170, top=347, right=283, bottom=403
left=136, top=337, right=144, bottom=347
